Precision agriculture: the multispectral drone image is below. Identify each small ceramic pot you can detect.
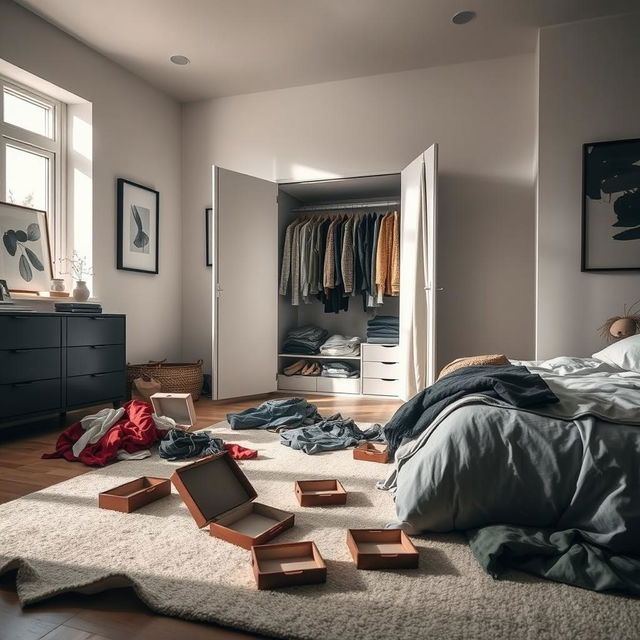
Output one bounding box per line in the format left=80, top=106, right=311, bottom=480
left=51, top=278, right=66, bottom=292
left=73, top=280, right=90, bottom=302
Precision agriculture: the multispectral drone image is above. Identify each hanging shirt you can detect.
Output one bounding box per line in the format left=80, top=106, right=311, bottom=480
left=341, top=216, right=355, bottom=294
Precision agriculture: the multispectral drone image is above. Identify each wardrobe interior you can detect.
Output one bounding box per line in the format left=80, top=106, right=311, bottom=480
left=277, top=174, right=401, bottom=397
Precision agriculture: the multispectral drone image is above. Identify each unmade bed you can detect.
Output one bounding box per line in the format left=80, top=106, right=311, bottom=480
left=381, top=352, right=640, bottom=595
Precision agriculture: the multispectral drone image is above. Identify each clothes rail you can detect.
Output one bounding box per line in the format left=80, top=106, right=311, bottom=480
left=290, top=200, right=400, bottom=213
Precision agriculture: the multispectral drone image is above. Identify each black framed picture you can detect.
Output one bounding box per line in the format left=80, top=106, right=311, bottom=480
left=205, top=207, right=213, bottom=267
left=117, top=178, right=159, bottom=274
left=582, top=138, right=640, bottom=271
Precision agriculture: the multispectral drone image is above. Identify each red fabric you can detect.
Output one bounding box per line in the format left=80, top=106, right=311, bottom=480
left=42, top=400, right=162, bottom=467
left=42, top=400, right=258, bottom=466
left=224, top=443, right=258, bottom=460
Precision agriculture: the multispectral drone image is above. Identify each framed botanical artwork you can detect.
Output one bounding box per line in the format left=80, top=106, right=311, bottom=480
left=205, top=207, right=213, bottom=267
left=0, top=201, right=53, bottom=293
left=117, top=178, right=159, bottom=274
left=582, top=138, right=640, bottom=271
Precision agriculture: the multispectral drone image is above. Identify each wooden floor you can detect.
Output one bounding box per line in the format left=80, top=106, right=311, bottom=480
left=0, top=393, right=401, bottom=640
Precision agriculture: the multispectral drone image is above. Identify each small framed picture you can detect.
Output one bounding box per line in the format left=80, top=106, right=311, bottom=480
left=0, top=201, right=54, bottom=293
left=0, top=279, right=11, bottom=301
left=205, top=207, right=213, bottom=267
left=117, top=178, right=159, bottom=274
left=582, top=138, right=640, bottom=271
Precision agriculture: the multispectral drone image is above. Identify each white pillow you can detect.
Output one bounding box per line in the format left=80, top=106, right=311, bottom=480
left=592, top=334, right=640, bottom=372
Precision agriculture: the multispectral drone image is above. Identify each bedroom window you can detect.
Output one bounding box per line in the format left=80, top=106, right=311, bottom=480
left=0, top=76, right=65, bottom=269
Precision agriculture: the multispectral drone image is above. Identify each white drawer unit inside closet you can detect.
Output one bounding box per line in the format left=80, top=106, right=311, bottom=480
left=361, top=344, right=400, bottom=397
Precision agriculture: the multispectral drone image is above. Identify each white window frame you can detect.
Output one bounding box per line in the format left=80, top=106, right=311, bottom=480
left=0, top=76, right=66, bottom=274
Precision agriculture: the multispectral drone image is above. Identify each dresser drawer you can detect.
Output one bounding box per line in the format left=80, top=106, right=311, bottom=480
left=0, top=379, right=61, bottom=418
left=67, top=372, right=126, bottom=406
left=0, top=316, right=61, bottom=350
left=362, top=361, right=400, bottom=379
left=362, top=344, right=400, bottom=363
left=316, top=376, right=361, bottom=395
left=0, top=348, right=61, bottom=384
left=362, top=377, right=399, bottom=397
left=67, top=317, right=125, bottom=347
left=67, top=345, right=125, bottom=377
left=277, top=374, right=317, bottom=392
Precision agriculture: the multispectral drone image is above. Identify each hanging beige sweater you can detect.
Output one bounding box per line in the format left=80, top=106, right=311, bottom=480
left=375, top=212, right=394, bottom=302
left=323, top=218, right=338, bottom=290
left=389, top=211, right=400, bottom=296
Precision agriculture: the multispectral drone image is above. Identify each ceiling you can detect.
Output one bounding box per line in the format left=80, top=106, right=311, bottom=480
left=16, top=0, right=640, bottom=102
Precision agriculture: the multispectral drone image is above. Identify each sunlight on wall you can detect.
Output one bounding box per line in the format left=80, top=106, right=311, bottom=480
left=68, top=107, right=93, bottom=292
left=283, top=162, right=341, bottom=182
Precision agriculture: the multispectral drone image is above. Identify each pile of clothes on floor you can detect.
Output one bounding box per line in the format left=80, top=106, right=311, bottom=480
left=367, top=315, right=399, bottom=344
left=43, top=400, right=257, bottom=467
left=227, top=397, right=383, bottom=455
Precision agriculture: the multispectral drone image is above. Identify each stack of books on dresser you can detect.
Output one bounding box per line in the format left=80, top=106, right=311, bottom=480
left=55, top=302, right=103, bottom=314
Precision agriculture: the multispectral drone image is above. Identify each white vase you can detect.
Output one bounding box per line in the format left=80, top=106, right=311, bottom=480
left=50, top=278, right=66, bottom=292
left=73, top=280, right=90, bottom=301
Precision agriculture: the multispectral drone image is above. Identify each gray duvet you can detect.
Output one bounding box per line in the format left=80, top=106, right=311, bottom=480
left=382, top=357, right=640, bottom=594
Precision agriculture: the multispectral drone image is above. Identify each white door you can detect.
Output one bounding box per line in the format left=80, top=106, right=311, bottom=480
left=211, top=166, right=278, bottom=399
left=399, top=144, right=438, bottom=400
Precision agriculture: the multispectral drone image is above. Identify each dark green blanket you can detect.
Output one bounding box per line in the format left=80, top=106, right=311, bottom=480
left=467, top=525, right=640, bottom=595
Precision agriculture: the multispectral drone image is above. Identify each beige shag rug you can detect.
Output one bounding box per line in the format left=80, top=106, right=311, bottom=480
left=1, top=422, right=638, bottom=640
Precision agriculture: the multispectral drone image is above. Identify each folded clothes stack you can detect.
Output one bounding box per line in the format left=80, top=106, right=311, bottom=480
left=321, top=362, right=359, bottom=379
left=319, top=334, right=361, bottom=357
left=282, top=325, right=329, bottom=354
left=283, top=359, right=321, bottom=376
left=367, top=315, right=399, bottom=344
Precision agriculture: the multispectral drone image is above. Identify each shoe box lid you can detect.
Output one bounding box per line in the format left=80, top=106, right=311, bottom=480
left=151, top=392, right=196, bottom=431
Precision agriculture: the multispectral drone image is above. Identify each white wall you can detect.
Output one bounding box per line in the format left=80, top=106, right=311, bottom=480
left=0, top=0, right=182, bottom=363
left=182, top=54, right=537, bottom=370
left=536, top=12, right=640, bottom=359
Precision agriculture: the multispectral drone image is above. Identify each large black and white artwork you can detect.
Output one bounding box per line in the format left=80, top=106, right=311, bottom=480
left=117, top=179, right=159, bottom=273
left=0, top=201, right=53, bottom=293
left=582, top=138, right=640, bottom=271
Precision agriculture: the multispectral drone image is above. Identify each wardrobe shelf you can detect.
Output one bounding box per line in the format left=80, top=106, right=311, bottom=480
left=278, top=353, right=361, bottom=360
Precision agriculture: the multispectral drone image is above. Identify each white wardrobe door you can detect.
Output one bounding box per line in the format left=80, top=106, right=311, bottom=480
left=212, top=166, right=278, bottom=400
left=399, top=143, right=438, bottom=400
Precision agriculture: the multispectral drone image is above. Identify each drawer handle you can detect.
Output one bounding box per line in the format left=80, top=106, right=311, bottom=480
left=90, top=317, right=106, bottom=321
left=10, top=349, right=29, bottom=353
left=381, top=378, right=397, bottom=382
left=90, top=345, right=108, bottom=350
left=380, top=554, right=399, bottom=558
left=284, top=570, right=304, bottom=576
left=381, top=362, right=395, bottom=365
left=90, top=373, right=108, bottom=378
left=12, top=381, right=33, bottom=387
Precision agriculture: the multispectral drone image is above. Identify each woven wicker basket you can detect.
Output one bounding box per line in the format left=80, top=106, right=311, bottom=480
left=127, top=359, right=204, bottom=401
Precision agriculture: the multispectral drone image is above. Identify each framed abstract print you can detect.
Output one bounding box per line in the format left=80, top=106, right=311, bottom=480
left=117, top=178, right=159, bottom=274
left=582, top=138, right=640, bottom=271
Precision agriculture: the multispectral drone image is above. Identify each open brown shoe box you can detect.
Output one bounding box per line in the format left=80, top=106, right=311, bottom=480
left=98, top=477, right=171, bottom=513
left=353, top=442, right=390, bottom=464
left=171, top=452, right=294, bottom=549
left=251, top=541, right=327, bottom=589
left=294, top=479, right=347, bottom=507
left=150, top=393, right=197, bottom=431
left=347, top=529, right=419, bottom=570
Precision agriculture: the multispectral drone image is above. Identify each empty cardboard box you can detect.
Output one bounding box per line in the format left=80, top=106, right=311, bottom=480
left=251, top=541, right=327, bottom=590
left=171, top=452, right=294, bottom=549
left=347, top=529, right=419, bottom=570
left=295, top=479, right=347, bottom=507
left=353, top=442, right=390, bottom=464
left=150, top=392, right=197, bottom=431
left=98, top=476, right=171, bottom=513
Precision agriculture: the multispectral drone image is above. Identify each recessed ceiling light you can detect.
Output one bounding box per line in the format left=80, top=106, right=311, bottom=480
left=452, top=10, right=476, bottom=25
left=170, top=55, right=190, bottom=66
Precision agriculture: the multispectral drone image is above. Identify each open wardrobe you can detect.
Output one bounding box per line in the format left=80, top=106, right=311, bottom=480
left=209, top=144, right=438, bottom=402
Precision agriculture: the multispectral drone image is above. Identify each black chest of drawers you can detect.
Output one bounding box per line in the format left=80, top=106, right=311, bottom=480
left=0, top=313, right=126, bottom=428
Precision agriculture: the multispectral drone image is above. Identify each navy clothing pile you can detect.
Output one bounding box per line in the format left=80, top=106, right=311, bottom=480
left=227, top=397, right=322, bottom=431
left=383, top=364, right=559, bottom=456
left=367, top=315, right=399, bottom=344
left=282, top=325, right=329, bottom=355
left=280, top=414, right=383, bottom=455
left=159, top=429, right=224, bottom=460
